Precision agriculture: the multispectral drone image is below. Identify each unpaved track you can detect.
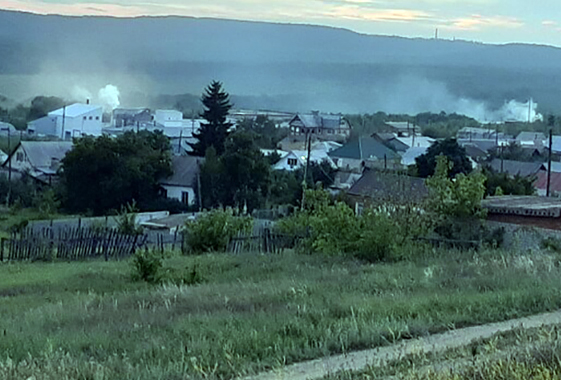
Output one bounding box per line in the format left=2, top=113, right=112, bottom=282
left=240, top=310, right=561, bottom=380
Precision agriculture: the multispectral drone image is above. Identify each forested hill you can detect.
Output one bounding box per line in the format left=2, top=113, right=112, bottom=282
left=1, top=9, right=561, bottom=114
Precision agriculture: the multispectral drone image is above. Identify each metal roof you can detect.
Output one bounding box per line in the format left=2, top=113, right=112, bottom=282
left=290, top=114, right=343, bottom=130
left=328, top=136, right=401, bottom=161
left=482, top=196, right=561, bottom=218
left=488, top=159, right=543, bottom=178
left=348, top=169, right=428, bottom=201
left=160, top=156, right=201, bottom=187
left=49, top=104, right=102, bottom=118
left=19, top=141, right=74, bottom=169
left=516, top=131, right=546, bottom=142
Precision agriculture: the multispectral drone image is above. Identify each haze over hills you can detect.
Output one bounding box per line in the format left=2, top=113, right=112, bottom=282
left=0, top=9, right=560, bottom=119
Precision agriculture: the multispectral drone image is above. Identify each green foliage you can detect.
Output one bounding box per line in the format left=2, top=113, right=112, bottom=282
left=32, top=188, right=60, bottom=219
left=60, top=130, right=172, bottom=215
left=277, top=188, right=428, bottom=262
left=184, top=209, right=253, bottom=253
left=189, top=81, right=233, bottom=156
left=426, top=156, right=486, bottom=220
left=541, top=236, right=561, bottom=252
left=116, top=201, right=143, bottom=236
left=426, top=156, right=488, bottom=241
left=483, top=168, right=536, bottom=196
left=236, top=115, right=288, bottom=149
left=416, top=138, right=472, bottom=178
left=131, top=249, right=163, bottom=284
left=0, top=172, right=39, bottom=208
left=199, top=131, right=271, bottom=211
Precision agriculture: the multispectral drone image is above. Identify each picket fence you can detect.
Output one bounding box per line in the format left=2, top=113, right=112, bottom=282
left=0, top=227, right=148, bottom=262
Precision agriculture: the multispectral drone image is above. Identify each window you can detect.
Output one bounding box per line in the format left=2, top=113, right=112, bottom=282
left=181, top=191, right=189, bottom=205
left=16, top=152, right=24, bottom=162
left=161, top=188, right=168, bottom=198
left=95, top=116, right=100, bottom=120
left=83, top=116, right=87, bottom=120
left=65, top=131, right=71, bottom=140
left=287, top=158, right=298, bottom=167
left=89, top=116, right=93, bottom=120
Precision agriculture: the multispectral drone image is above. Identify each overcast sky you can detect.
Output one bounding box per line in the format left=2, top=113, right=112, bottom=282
left=1, top=0, right=560, bottom=46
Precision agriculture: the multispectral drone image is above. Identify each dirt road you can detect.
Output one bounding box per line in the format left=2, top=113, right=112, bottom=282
left=241, top=310, right=561, bottom=380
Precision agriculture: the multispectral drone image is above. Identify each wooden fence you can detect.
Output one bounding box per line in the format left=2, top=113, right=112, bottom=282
left=0, top=227, right=148, bottom=262
left=227, top=229, right=302, bottom=254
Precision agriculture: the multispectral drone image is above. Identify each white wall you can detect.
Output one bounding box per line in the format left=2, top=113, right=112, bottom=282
left=273, top=153, right=303, bottom=171
left=55, top=108, right=103, bottom=139
left=7, top=144, right=33, bottom=172
left=155, top=110, right=183, bottom=124
left=163, top=185, right=196, bottom=206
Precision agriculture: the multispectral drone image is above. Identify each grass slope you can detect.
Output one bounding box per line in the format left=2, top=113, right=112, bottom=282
left=0, top=249, right=560, bottom=379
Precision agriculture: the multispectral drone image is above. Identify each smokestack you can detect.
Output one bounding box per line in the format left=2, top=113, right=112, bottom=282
left=86, top=99, right=90, bottom=105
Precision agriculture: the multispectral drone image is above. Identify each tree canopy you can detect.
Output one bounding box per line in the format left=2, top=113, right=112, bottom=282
left=189, top=81, right=233, bottom=156
left=415, top=138, right=472, bottom=178
left=60, top=131, right=172, bottom=215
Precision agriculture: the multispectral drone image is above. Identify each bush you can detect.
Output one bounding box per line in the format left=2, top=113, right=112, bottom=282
left=131, top=249, right=163, bottom=284
left=116, top=201, right=144, bottom=236
left=184, top=209, right=253, bottom=254
left=277, top=189, right=429, bottom=262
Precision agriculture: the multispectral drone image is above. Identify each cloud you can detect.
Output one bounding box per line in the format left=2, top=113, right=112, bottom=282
left=443, top=14, right=524, bottom=31
left=0, top=0, right=147, bottom=16
left=542, top=20, right=557, bottom=26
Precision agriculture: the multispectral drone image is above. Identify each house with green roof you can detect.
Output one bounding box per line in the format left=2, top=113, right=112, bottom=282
left=328, top=136, right=401, bottom=171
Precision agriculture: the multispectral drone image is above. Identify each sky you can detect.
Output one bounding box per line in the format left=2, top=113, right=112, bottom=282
left=0, top=0, right=560, bottom=46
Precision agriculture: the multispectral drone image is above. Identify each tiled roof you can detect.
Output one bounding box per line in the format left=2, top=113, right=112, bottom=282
left=160, top=156, right=201, bottom=187
left=348, top=169, right=428, bottom=202
left=488, top=159, right=543, bottom=178
left=328, top=136, right=401, bottom=161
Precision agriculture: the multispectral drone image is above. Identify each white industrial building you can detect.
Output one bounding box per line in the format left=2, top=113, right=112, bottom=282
left=28, top=103, right=103, bottom=139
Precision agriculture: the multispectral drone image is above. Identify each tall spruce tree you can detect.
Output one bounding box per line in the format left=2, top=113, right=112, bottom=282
left=189, top=81, right=233, bottom=156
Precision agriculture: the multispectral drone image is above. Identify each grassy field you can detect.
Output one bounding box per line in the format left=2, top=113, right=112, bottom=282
left=1, top=248, right=561, bottom=379
left=0, top=206, right=71, bottom=238
left=328, top=322, right=561, bottom=379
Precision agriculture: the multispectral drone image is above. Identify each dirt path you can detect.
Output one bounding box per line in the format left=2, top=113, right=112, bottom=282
left=240, top=310, right=561, bottom=380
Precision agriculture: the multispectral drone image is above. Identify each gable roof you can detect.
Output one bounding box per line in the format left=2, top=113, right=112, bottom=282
left=160, top=155, right=201, bottom=187
left=384, top=121, right=420, bottom=133
left=328, top=136, right=401, bottom=161
left=348, top=169, right=428, bottom=202
left=488, top=159, right=543, bottom=178
left=49, top=104, right=102, bottom=118
left=290, top=113, right=344, bottom=130
left=15, top=141, right=74, bottom=169
left=535, top=171, right=561, bottom=193
left=516, top=131, right=546, bottom=142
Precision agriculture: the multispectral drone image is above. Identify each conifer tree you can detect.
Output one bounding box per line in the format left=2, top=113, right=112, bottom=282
left=189, top=81, right=233, bottom=156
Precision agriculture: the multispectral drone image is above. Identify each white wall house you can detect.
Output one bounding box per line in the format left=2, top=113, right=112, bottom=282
left=160, top=156, right=201, bottom=206
left=155, top=110, right=183, bottom=128
left=28, top=104, right=103, bottom=139
left=273, top=150, right=336, bottom=171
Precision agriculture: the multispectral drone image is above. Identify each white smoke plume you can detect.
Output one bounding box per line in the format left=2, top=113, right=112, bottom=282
left=98, top=84, right=121, bottom=111
left=71, top=85, right=93, bottom=103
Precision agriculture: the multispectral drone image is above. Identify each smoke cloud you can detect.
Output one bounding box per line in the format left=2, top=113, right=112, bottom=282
left=98, top=85, right=121, bottom=111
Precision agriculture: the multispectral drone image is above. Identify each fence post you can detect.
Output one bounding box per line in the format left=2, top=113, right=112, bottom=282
left=0, top=238, right=4, bottom=262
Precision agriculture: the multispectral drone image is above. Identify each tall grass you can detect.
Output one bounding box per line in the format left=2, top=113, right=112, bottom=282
left=0, top=248, right=560, bottom=379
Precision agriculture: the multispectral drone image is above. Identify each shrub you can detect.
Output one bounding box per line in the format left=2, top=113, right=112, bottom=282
left=277, top=189, right=429, bottom=262
left=131, top=249, right=163, bottom=284
left=116, top=201, right=144, bottom=236
left=183, top=209, right=253, bottom=254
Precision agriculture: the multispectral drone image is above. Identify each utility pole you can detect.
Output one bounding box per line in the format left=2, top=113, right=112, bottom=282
left=301, top=131, right=312, bottom=211
left=1, top=127, right=11, bottom=206
left=547, top=129, right=553, bottom=197
left=61, top=105, right=66, bottom=140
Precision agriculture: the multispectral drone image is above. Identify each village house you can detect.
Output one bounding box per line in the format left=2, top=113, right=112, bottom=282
left=27, top=103, right=103, bottom=139
left=288, top=112, right=351, bottom=142
left=328, top=136, right=401, bottom=171
left=487, top=159, right=544, bottom=178
left=346, top=169, right=428, bottom=214
left=159, top=155, right=201, bottom=206
left=516, top=131, right=546, bottom=148
left=273, top=150, right=336, bottom=171
left=2, top=141, right=73, bottom=183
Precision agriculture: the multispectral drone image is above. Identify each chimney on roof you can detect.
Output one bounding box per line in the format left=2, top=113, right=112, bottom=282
left=86, top=99, right=90, bottom=105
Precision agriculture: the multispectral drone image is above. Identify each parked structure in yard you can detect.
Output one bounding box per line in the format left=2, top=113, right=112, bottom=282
left=2, top=141, right=73, bottom=183
left=27, top=103, right=103, bottom=139
left=328, top=136, right=401, bottom=171
left=346, top=169, right=428, bottom=214
left=159, top=156, right=201, bottom=206
left=483, top=196, right=561, bottom=230
left=289, top=112, right=351, bottom=141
